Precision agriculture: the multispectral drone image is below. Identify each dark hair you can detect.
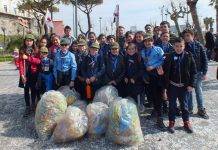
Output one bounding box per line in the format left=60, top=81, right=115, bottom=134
left=107, top=35, right=116, bottom=40
left=135, top=31, right=145, bottom=38
left=145, top=24, right=152, bottom=29
left=88, top=32, right=96, bottom=38
left=125, top=31, right=134, bottom=38
left=154, top=26, right=160, bottom=30
left=182, top=28, right=195, bottom=37
left=98, top=34, right=106, bottom=41
left=19, top=38, right=38, bottom=55
left=118, top=26, right=125, bottom=29
left=64, top=25, right=71, bottom=30
left=174, top=37, right=185, bottom=44
left=160, top=21, right=170, bottom=28
left=160, top=32, right=170, bottom=37
left=71, top=40, right=78, bottom=45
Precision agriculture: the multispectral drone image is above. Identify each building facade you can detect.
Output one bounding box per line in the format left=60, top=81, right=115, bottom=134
left=0, top=0, right=37, bottom=36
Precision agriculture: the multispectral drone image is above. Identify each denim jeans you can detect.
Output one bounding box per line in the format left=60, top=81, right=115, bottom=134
left=168, top=84, right=189, bottom=122
left=188, top=72, right=204, bottom=110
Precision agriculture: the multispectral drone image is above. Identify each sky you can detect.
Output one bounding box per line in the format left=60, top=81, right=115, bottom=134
left=54, top=0, right=215, bottom=35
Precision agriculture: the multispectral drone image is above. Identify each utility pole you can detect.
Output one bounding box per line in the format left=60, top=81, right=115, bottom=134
left=99, top=17, right=102, bottom=34
left=75, top=0, right=78, bottom=38
left=160, top=5, right=165, bottom=22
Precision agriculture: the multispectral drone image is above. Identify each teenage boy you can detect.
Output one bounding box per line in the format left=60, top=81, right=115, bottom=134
left=62, top=25, right=76, bottom=46
left=164, top=37, right=197, bottom=133
left=141, top=33, right=166, bottom=130
left=182, top=28, right=209, bottom=119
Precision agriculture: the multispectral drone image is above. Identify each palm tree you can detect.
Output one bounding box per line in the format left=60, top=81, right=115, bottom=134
left=204, top=17, right=214, bottom=31
left=187, top=0, right=204, bottom=44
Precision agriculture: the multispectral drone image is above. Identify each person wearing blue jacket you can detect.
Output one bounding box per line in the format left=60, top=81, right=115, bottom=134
left=81, top=42, right=105, bottom=101
left=182, top=28, right=209, bottom=119
left=141, top=33, right=166, bottom=130
left=157, top=32, right=174, bottom=54
left=53, top=38, right=77, bottom=88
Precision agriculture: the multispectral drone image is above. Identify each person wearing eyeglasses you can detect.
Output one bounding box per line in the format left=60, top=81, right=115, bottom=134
left=53, top=38, right=77, bottom=89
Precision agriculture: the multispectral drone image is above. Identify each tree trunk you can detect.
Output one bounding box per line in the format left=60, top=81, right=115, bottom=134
left=187, top=1, right=205, bottom=44
left=86, top=12, right=92, bottom=35
left=174, top=19, right=181, bottom=36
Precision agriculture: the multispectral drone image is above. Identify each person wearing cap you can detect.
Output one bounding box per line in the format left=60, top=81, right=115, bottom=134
left=74, top=39, right=88, bottom=98
left=53, top=38, right=77, bottom=88
left=81, top=42, right=105, bottom=101
left=104, top=42, right=125, bottom=96
left=36, top=47, right=54, bottom=94
left=140, top=33, right=166, bottom=130
left=18, top=33, right=41, bottom=117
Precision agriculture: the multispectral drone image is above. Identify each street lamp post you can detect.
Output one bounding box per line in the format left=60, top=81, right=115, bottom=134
left=99, top=17, right=102, bottom=34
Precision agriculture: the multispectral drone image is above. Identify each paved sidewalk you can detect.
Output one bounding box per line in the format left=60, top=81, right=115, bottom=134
left=0, top=62, right=217, bottom=150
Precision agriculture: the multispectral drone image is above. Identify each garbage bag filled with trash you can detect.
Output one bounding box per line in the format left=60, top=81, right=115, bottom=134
left=35, top=91, right=67, bottom=140
left=107, top=98, right=144, bottom=145
left=70, top=99, right=87, bottom=112
left=93, top=85, right=119, bottom=106
left=58, top=86, right=80, bottom=106
left=86, top=102, right=109, bottom=137
left=53, top=106, right=88, bottom=143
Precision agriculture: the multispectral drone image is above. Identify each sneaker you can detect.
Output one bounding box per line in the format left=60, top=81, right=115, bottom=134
left=23, top=107, right=31, bottom=118
left=168, top=121, right=175, bottom=133
left=197, top=108, right=209, bottom=119
left=183, top=121, right=194, bottom=133
left=156, top=118, right=167, bottom=131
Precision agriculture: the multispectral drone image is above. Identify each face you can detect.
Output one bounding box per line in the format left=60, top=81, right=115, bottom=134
left=126, top=34, right=134, bottom=43
left=88, top=34, right=96, bottom=42
left=126, top=45, right=137, bottom=56
left=60, top=44, right=69, bottom=52
left=154, top=27, right=160, bottom=34
left=183, top=33, right=194, bottom=43
left=71, top=44, right=78, bottom=52
left=160, top=24, right=169, bottom=33
left=118, top=27, right=125, bottom=36
left=108, top=38, right=115, bottom=44
left=135, top=34, right=144, bottom=43
left=160, top=33, right=170, bottom=43
left=64, top=29, right=71, bottom=36
left=174, top=42, right=185, bottom=54
left=41, top=52, right=48, bottom=58
left=111, top=48, right=119, bottom=55
left=40, top=39, right=47, bottom=47
left=99, top=36, right=106, bottom=44
left=89, top=48, right=98, bottom=56
left=145, top=26, right=152, bottom=33
left=53, top=37, right=60, bottom=46
left=25, top=39, right=34, bottom=47
left=78, top=45, right=86, bottom=52
left=144, top=38, right=154, bottom=48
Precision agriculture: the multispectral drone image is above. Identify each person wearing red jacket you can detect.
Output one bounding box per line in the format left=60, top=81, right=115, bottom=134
left=18, top=34, right=41, bottom=117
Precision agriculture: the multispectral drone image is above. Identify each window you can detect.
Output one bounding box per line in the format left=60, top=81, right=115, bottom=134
left=4, top=5, right=7, bottom=13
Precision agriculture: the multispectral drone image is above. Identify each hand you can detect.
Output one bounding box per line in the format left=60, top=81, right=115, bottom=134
left=187, top=86, right=193, bottom=92
left=90, top=76, right=96, bottom=82
left=108, top=80, right=116, bottom=85
left=157, top=66, right=164, bottom=75
left=202, top=75, right=207, bottom=81
left=69, top=81, right=74, bottom=88
left=124, top=78, right=128, bottom=84
left=22, top=54, right=28, bottom=60
left=130, top=78, right=135, bottom=84
left=86, top=78, right=91, bottom=84
left=162, top=89, right=168, bottom=100
left=21, top=75, right=26, bottom=84
left=146, top=66, right=154, bottom=71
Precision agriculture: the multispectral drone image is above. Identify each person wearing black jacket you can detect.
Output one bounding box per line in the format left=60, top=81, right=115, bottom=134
left=124, top=43, right=144, bottom=109
left=183, top=28, right=209, bottom=119
left=163, top=37, right=197, bottom=134
left=205, top=28, right=215, bottom=61
left=104, top=42, right=125, bottom=96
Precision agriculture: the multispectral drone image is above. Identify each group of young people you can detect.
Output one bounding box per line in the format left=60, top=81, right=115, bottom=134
left=17, top=21, right=209, bottom=134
